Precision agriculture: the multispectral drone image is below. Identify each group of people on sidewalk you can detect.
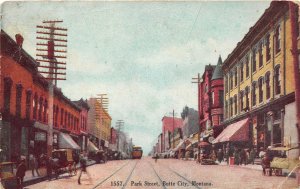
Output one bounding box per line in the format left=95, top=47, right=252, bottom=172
left=7, top=150, right=93, bottom=189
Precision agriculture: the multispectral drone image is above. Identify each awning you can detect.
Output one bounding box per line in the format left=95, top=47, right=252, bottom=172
left=199, top=141, right=210, bottom=147
left=87, top=140, right=100, bottom=152
left=212, top=118, right=249, bottom=144
left=174, top=140, right=185, bottom=151
left=59, top=132, right=80, bottom=150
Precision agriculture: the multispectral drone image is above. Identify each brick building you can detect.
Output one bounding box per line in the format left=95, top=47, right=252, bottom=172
left=0, top=30, right=87, bottom=161
left=161, top=116, right=183, bottom=152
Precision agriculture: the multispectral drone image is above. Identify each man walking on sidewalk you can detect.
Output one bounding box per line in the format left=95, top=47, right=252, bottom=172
left=78, top=151, right=92, bottom=185
left=29, top=154, right=40, bottom=177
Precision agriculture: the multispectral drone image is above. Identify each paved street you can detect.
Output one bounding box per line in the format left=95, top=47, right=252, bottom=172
left=25, top=157, right=297, bottom=189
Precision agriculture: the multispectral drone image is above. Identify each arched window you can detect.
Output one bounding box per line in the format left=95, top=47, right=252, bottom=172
left=274, top=65, right=281, bottom=95
left=252, top=81, right=257, bottom=106
left=265, top=72, right=271, bottom=99
left=258, top=77, right=264, bottom=103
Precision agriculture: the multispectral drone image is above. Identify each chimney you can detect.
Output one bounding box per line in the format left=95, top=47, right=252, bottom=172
left=15, top=34, right=24, bottom=47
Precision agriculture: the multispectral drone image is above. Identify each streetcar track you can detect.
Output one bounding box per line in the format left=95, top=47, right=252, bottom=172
left=166, top=165, right=201, bottom=189
left=91, top=160, right=131, bottom=189
left=147, top=161, right=167, bottom=189
left=121, top=160, right=139, bottom=189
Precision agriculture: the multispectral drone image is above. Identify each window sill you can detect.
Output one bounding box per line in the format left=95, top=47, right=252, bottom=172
left=275, top=51, right=281, bottom=58
left=259, top=65, right=264, bottom=70
left=252, top=71, right=257, bottom=75
left=266, top=59, right=271, bottom=64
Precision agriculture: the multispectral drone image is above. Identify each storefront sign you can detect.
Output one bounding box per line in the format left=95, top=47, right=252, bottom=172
left=35, top=132, right=46, bottom=141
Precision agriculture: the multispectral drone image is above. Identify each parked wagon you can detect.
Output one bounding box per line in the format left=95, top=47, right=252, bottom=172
left=52, top=149, right=77, bottom=176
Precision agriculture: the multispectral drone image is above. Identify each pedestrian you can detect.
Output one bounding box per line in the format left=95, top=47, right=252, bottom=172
left=16, top=157, right=26, bottom=189
left=258, top=147, right=266, bottom=158
left=240, top=149, right=247, bottom=165
left=73, top=151, right=80, bottom=174
left=78, top=151, right=92, bottom=185
left=29, top=154, right=40, bottom=177
left=233, top=148, right=240, bottom=165
left=155, top=153, right=158, bottom=163
left=217, top=149, right=224, bottom=163
left=249, top=148, right=256, bottom=165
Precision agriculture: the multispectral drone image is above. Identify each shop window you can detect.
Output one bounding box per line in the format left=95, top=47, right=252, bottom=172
left=265, top=72, right=271, bottom=99
left=25, top=90, right=32, bottom=119
left=240, top=62, right=244, bottom=82
left=274, top=65, right=281, bottom=95
left=252, top=49, right=257, bottom=73
left=266, top=34, right=271, bottom=62
left=3, top=77, right=12, bottom=116
left=275, top=26, right=281, bottom=53
left=259, top=43, right=263, bottom=68
left=252, top=82, right=257, bottom=106
left=246, top=56, right=250, bottom=78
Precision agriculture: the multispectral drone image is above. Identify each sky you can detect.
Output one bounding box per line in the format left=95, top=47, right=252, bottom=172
left=1, top=1, right=271, bottom=154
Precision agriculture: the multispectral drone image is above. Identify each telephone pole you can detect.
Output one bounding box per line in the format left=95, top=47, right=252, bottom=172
left=192, top=73, right=201, bottom=162
left=36, top=20, right=67, bottom=156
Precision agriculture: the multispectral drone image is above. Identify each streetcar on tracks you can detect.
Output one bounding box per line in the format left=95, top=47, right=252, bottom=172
left=132, top=146, right=143, bottom=159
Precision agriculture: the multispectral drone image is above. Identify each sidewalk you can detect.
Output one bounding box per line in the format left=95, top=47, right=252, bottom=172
left=218, top=161, right=263, bottom=171
left=23, top=159, right=96, bottom=187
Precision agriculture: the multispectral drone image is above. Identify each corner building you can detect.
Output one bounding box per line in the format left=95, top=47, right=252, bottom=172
left=222, top=1, right=300, bottom=158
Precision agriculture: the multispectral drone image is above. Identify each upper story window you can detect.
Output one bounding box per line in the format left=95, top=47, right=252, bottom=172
left=274, top=65, right=281, bottom=95
left=61, top=108, right=64, bottom=126
left=275, top=26, right=281, bottom=53
left=259, top=43, right=263, bottom=68
left=234, top=67, right=238, bottom=87
left=43, top=100, right=48, bottom=123
left=219, top=90, right=224, bottom=106
left=239, top=91, right=244, bottom=111
left=234, top=95, right=237, bottom=115
left=16, top=84, right=23, bottom=118
left=38, top=97, right=43, bottom=121
left=224, top=77, right=227, bottom=94
left=211, top=91, right=215, bottom=105
left=240, top=62, right=244, bottom=82
left=266, top=34, right=271, bottom=62
left=258, top=77, right=264, bottom=103
left=3, top=78, right=13, bottom=116
left=265, top=72, right=271, bottom=99
left=245, top=86, right=250, bottom=109
left=33, top=94, right=38, bottom=120
left=246, top=56, right=250, bottom=78
left=230, top=72, right=233, bottom=90
left=297, top=7, right=300, bottom=37
left=25, top=90, right=32, bottom=119
left=252, top=81, right=257, bottom=106
left=252, top=49, right=257, bottom=73
left=230, top=98, right=233, bottom=117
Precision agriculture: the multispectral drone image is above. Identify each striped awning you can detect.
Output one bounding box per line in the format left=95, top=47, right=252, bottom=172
left=59, top=132, right=80, bottom=150
left=212, top=118, right=249, bottom=144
